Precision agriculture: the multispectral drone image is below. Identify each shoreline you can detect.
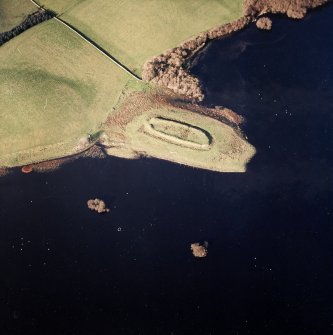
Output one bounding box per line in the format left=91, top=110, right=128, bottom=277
left=0, top=144, right=105, bottom=176
left=0, top=0, right=329, bottom=173
left=102, top=90, right=255, bottom=173
left=142, top=0, right=328, bottom=101
left=0, top=137, right=99, bottom=168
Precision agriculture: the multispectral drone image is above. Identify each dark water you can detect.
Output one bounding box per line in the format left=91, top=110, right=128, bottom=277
left=1, top=5, right=333, bottom=335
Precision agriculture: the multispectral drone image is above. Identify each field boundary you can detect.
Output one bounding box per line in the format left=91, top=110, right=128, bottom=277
left=29, top=0, right=142, bottom=81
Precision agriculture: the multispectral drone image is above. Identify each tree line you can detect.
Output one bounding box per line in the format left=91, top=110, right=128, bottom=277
left=0, top=9, right=54, bottom=47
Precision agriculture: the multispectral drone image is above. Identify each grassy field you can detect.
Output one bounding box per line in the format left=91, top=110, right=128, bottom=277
left=35, top=0, right=244, bottom=76
left=34, top=0, right=85, bottom=15
left=126, top=107, right=255, bottom=172
left=0, top=18, right=132, bottom=167
left=0, top=0, right=254, bottom=171
left=0, top=0, right=36, bottom=33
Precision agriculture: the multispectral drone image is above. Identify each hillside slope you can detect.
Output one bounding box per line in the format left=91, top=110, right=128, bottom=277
left=0, top=18, right=131, bottom=166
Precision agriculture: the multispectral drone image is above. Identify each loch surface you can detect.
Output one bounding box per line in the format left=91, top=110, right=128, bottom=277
left=1, top=4, right=333, bottom=334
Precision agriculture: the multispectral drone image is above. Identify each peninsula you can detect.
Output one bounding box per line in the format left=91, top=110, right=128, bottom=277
left=0, top=0, right=328, bottom=175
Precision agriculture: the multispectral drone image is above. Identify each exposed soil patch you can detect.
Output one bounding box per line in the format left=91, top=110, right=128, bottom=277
left=21, top=165, right=33, bottom=174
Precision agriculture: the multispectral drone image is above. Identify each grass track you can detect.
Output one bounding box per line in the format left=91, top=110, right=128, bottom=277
left=0, top=18, right=131, bottom=166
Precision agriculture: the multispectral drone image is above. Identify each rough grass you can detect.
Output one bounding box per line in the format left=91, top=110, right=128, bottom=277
left=0, top=0, right=36, bottom=33
left=104, top=92, right=255, bottom=173
left=0, top=18, right=132, bottom=167
left=34, top=0, right=85, bottom=15
left=126, top=107, right=255, bottom=172
left=36, top=0, right=244, bottom=76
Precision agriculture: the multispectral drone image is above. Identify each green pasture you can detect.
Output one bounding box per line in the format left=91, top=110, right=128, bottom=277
left=0, top=0, right=36, bottom=33
left=0, top=18, right=132, bottom=166
left=0, top=0, right=254, bottom=171
left=34, top=0, right=85, bottom=15
left=36, top=0, right=244, bottom=76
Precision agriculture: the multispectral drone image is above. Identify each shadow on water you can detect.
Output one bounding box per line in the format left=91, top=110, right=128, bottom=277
left=1, top=5, right=333, bottom=335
